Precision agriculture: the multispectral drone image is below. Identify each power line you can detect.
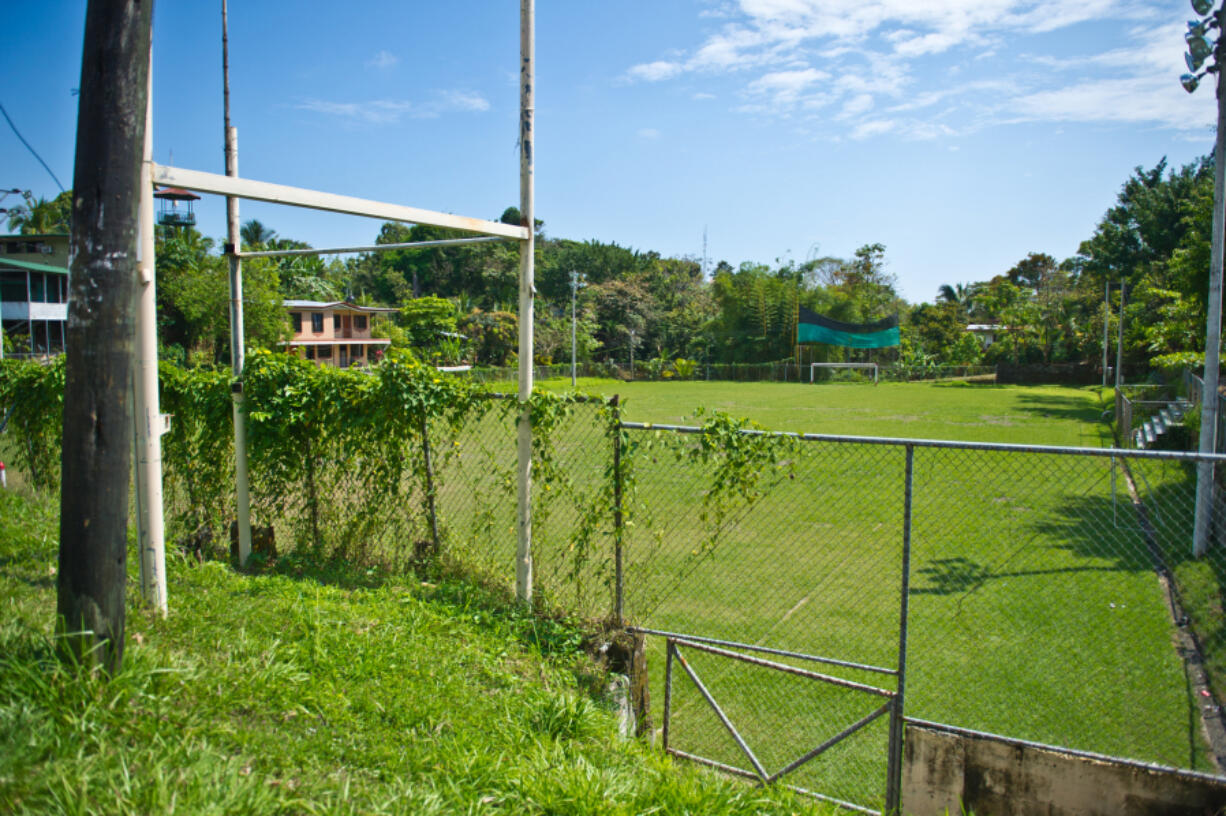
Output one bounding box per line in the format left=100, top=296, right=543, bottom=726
left=0, top=102, right=66, bottom=193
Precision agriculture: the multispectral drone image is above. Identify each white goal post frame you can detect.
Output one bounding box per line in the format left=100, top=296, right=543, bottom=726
left=135, top=0, right=540, bottom=609
left=810, top=362, right=879, bottom=385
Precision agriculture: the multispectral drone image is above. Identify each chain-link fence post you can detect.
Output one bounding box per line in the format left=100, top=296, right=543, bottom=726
left=885, top=443, right=914, bottom=814
left=420, top=414, right=441, bottom=553
left=611, top=394, right=625, bottom=623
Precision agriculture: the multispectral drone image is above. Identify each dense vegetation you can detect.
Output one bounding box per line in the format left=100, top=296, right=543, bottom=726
left=7, top=153, right=1219, bottom=374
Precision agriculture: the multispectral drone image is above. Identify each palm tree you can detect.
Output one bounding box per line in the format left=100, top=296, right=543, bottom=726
left=936, top=282, right=967, bottom=305
left=240, top=219, right=277, bottom=248
left=6, top=190, right=72, bottom=234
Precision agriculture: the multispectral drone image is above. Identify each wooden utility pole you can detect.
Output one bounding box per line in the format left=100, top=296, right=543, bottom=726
left=58, top=0, right=153, bottom=673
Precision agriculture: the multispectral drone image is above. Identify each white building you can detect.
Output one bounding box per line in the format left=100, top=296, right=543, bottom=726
left=1, top=233, right=69, bottom=358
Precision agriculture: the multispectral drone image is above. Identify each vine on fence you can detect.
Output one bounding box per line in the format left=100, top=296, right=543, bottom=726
left=1, top=354, right=801, bottom=624
left=0, top=357, right=65, bottom=491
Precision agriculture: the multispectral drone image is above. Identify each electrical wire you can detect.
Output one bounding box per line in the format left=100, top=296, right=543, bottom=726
left=0, top=102, right=66, bottom=193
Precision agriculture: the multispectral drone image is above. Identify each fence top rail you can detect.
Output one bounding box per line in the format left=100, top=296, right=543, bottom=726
left=619, top=421, right=1226, bottom=462
left=480, top=390, right=608, bottom=405
left=628, top=626, right=897, bottom=676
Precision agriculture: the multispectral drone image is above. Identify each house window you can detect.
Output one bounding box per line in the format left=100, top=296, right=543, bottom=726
left=318, top=345, right=333, bottom=359
left=305, top=346, right=315, bottom=360
left=291, top=312, right=302, bottom=332
left=311, top=313, right=324, bottom=332
left=354, top=315, right=367, bottom=331
left=351, top=345, right=362, bottom=358
left=0, top=272, right=26, bottom=302
left=333, top=314, right=341, bottom=330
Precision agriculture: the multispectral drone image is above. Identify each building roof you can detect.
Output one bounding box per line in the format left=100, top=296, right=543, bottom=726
left=153, top=186, right=200, bottom=201
left=0, top=257, right=69, bottom=275
left=1, top=233, right=69, bottom=240
left=966, top=324, right=1004, bottom=331
left=283, top=299, right=398, bottom=314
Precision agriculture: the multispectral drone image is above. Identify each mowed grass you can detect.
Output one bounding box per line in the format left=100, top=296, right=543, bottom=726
left=486, top=377, right=1212, bottom=807
left=0, top=488, right=834, bottom=816
left=532, top=376, right=1114, bottom=446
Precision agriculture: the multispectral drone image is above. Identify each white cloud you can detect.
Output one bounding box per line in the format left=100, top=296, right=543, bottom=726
left=438, top=91, right=490, bottom=113
left=638, top=128, right=662, bottom=139
left=626, top=60, right=683, bottom=82
left=366, top=50, right=398, bottom=70
left=850, top=119, right=896, bottom=139
left=1011, top=77, right=1214, bottom=130
left=297, top=90, right=490, bottom=124
left=619, top=0, right=1202, bottom=138
left=837, top=93, right=874, bottom=119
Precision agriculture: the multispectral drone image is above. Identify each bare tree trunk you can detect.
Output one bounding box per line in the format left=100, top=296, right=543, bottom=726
left=57, top=0, right=153, bottom=673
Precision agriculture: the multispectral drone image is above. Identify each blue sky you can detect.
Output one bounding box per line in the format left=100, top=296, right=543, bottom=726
left=3, top=1, right=1217, bottom=303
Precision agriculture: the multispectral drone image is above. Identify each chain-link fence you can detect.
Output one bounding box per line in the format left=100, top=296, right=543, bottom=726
left=13, top=355, right=1226, bottom=812
left=618, top=422, right=1226, bottom=812
left=465, top=361, right=996, bottom=386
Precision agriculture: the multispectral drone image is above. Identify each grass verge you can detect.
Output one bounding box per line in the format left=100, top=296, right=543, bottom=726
left=0, top=487, right=830, bottom=815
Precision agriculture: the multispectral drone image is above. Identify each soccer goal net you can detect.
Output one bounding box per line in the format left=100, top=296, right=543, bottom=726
left=810, top=362, right=878, bottom=384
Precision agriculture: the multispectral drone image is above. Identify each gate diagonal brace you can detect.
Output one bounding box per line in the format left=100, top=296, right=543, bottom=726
left=668, top=637, right=898, bottom=787
left=767, top=701, right=893, bottom=784
left=672, top=642, right=770, bottom=781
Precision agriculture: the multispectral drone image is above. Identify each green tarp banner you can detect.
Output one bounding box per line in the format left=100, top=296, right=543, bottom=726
left=798, top=306, right=900, bottom=348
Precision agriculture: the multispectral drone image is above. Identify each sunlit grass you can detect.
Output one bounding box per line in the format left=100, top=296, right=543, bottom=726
left=0, top=488, right=833, bottom=815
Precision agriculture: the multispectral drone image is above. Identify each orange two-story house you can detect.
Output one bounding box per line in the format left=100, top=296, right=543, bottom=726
left=282, top=300, right=398, bottom=368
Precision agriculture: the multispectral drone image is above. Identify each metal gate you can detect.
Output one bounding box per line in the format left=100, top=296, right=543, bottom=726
left=620, top=438, right=917, bottom=814
left=637, top=629, right=906, bottom=814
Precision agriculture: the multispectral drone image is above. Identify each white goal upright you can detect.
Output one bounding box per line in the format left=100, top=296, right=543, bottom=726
left=810, top=362, right=879, bottom=385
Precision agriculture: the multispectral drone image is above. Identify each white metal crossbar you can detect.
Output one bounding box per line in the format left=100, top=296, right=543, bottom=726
left=151, top=164, right=529, bottom=240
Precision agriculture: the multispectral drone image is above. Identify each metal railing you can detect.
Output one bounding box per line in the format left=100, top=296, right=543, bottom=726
left=616, top=421, right=1226, bottom=812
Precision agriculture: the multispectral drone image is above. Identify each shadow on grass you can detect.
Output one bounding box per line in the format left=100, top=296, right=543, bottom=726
left=912, top=556, right=1124, bottom=596
left=1011, top=392, right=1107, bottom=425
left=909, top=464, right=1223, bottom=769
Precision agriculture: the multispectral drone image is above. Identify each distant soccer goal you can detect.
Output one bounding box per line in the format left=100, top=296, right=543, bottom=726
left=810, top=362, right=879, bottom=385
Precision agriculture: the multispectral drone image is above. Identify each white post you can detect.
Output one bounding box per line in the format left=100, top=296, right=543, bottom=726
left=135, top=46, right=168, bottom=615
left=1102, top=280, right=1110, bottom=388
left=1114, top=280, right=1125, bottom=393
left=571, top=270, right=577, bottom=388
left=629, top=329, right=636, bottom=379
left=1194, top=37, right=1226, bottom=559
left=223, top=0, right=252, bottom=566
left=515, top=0, right=535, bottom=603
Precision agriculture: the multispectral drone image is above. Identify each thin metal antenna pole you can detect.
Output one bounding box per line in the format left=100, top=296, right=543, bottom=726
left=135, top=44, right=167, bottom=614
left=1195, top=28, right=1226, bottom=559
left=223, top=0, right=252, bottom=565
left=515, top=0, right=535, bottom=603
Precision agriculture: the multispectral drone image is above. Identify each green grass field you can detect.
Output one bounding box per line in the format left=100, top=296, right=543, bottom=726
left=480, top=377, right=1212, bottom=809
left=540, top=377, right=1114, bottom=446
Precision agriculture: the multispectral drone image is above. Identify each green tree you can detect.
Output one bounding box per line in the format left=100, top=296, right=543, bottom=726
left=6, top=190, right=72, bottom=234
left=240, top=219, right=278, bottom=248
left=401, top=296, right=458, bottom=346
left=156, top=227, right=287, bottom=364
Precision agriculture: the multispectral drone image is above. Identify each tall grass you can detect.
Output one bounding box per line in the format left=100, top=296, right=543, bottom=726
left=0, top=488, right=832, bottom=815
